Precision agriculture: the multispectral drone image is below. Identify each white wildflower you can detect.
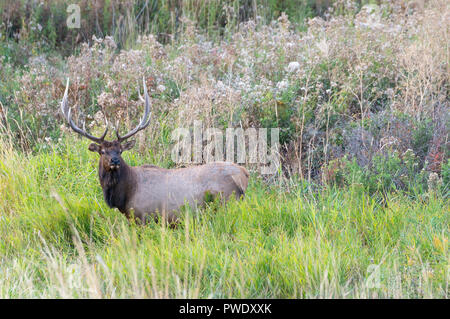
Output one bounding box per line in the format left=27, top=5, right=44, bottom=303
left=427, top=172, right=442, bottom=192
left=286, top=61, right=300, bottom=73
left=276, top=80, right=289, bottom=91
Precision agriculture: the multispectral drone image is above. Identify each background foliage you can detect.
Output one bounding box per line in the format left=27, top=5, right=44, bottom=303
left=0, top=0, right=448, bottom=298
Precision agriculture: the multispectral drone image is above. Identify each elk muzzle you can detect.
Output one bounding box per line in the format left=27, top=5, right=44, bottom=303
left=110, top=157, right=121, bottom=170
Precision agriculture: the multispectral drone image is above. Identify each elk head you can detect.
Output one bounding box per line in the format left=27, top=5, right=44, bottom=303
left=60, top=77, right=152, bottom=173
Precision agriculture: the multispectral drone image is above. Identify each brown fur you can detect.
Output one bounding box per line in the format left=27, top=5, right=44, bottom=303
left=89, top=141, right=249, bottom=224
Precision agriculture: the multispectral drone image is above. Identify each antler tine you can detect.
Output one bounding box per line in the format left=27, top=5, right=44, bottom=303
left=137, top=81, right=145, bottom=102
left=61, top=78, right=109, bottom=144
left=116, top=77, right=152, bottom=141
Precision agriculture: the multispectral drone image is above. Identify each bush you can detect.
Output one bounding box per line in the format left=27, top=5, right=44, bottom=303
left=0, top=0, right=448, bottom=191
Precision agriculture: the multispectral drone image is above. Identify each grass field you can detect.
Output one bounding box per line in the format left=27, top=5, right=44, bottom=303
left=0, top=0, right=448, bottom=299
left=0, top=137, right=448, bottom=298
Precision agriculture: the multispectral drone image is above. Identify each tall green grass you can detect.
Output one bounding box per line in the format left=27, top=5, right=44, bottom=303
left=0, top=0, right=325, bottom=54
left=0, top=136, right=448, bottom=298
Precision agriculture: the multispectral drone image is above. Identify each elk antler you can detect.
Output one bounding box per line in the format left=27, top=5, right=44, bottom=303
left=115, top=77, right=152, bottom=142
left=61, top=78, right=109, bottom=144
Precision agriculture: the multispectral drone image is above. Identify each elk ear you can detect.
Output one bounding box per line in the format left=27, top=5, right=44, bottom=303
left=121, top=140, right=136, bottom=152
left=88, top=143, right=101, bottom=153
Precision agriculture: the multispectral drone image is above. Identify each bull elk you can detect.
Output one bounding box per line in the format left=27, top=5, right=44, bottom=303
left=60, top=78, right=249, bottom=224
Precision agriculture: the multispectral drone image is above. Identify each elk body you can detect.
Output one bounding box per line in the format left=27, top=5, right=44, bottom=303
left=61, top=78, right=249, bottom=224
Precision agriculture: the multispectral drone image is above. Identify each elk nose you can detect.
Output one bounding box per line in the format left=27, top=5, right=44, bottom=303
left=111, top=158, right=120, bottom=166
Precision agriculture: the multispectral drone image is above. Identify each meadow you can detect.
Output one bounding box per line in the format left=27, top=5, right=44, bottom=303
left=0, top=0, right=448, bottom=298
left=0, top=136, right=448, bottom=298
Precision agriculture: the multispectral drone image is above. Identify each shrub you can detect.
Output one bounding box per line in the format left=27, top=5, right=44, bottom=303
left=0, top=0, right=448, bottom=191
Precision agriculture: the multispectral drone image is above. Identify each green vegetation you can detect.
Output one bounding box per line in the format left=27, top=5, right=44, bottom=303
left=0, top=0, right=338, bottom=56
left=0, top=0, right=448, bottom=298
left=0, top=137, right=448, bottom=298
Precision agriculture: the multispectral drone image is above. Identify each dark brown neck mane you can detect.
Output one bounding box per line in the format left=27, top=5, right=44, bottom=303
left=98, top=159, right=136, bottom=214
